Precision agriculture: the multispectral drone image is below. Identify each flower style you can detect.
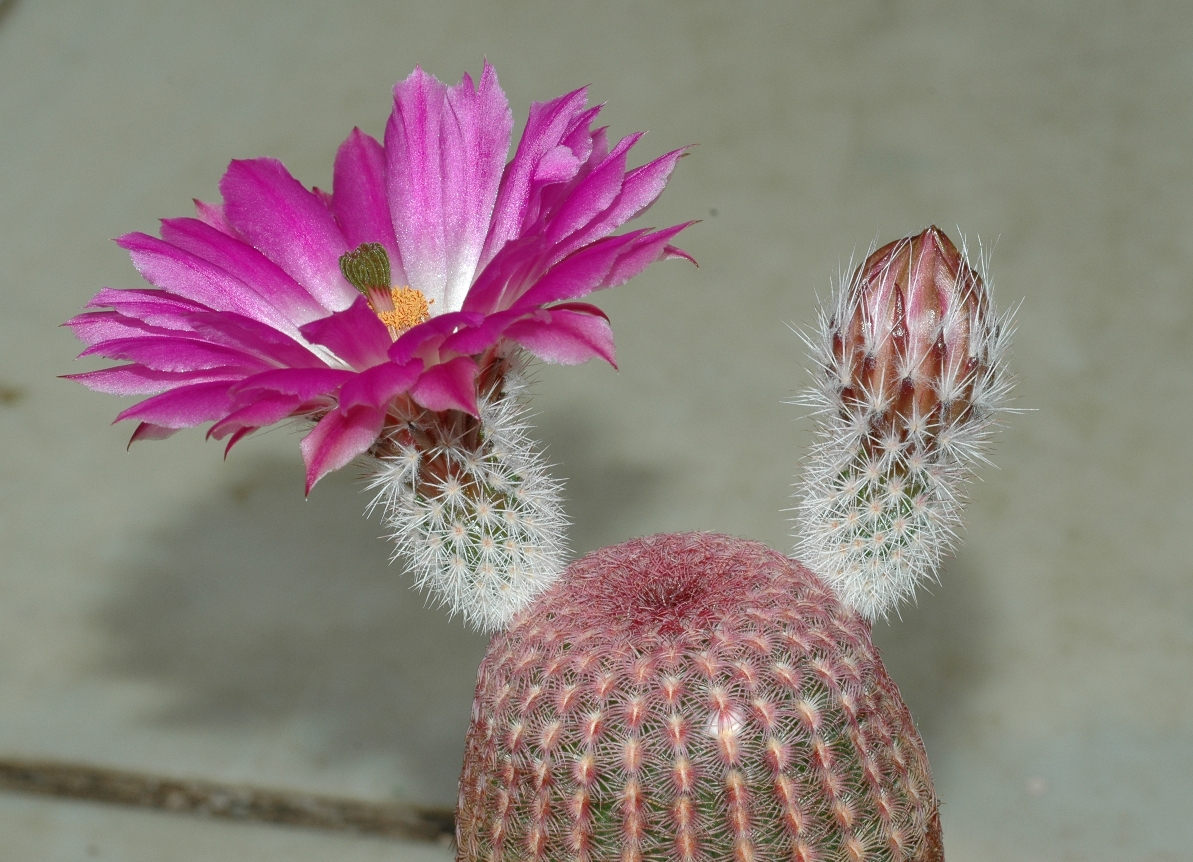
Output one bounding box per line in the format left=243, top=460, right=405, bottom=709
left=67, top=63, right=692, bottom=492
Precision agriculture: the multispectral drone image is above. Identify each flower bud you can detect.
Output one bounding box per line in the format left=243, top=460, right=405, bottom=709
left=794, top=226, right=1014, bottom=619
left=834, top=225, right=998, bottom=449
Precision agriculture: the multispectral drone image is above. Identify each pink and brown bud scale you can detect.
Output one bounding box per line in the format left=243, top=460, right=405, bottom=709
left=794, top=226, right=1015, bottom=619
left=835, top=227, right=992, bottom=445
left=457, top=532, right=943, bottom=861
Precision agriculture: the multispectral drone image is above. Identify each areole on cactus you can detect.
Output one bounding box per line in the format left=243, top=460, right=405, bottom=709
left=67, top=62, right=1014, bottom=862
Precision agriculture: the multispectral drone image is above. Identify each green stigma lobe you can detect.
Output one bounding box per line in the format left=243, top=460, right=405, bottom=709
left=339, top=242, right=392, bottom=294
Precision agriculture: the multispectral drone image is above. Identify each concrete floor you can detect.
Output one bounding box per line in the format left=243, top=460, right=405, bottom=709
left=1, top=0, right=1191, bottom=859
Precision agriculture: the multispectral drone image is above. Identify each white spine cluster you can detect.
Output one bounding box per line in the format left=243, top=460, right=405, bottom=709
left=367, top=370, right=568, bottom=633
left=792, top=235, right=1016, bottom=620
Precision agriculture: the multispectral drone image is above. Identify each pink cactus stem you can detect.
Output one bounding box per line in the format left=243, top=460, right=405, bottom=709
left=457, top=532, right=943, bottom=862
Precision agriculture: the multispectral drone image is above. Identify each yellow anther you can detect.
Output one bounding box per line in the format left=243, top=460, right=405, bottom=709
left=376, top=286, right=432, bottom=332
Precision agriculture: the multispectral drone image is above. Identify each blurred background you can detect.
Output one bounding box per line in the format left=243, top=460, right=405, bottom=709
left=1, top=1, right=1190, bottom=859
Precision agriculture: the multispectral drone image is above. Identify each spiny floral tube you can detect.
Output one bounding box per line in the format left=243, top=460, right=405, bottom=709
left=366, top=351, right=568, bottom=632
left=66, top=63, right=692, bottom=628
left=792, top=226, right=1015, bottom=620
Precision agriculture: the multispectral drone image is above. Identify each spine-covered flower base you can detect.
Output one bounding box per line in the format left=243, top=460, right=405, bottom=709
left=457, top=532, right=943, bottom=862
left=368, top=353, right=568, bottom=632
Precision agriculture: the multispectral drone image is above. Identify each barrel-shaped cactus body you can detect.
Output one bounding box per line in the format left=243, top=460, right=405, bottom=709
left=457, top=532, right=942, bottom=861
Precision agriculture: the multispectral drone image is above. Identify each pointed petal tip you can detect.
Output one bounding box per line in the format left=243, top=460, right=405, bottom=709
left=664, top=241, right=698, bottom=267
left=126, top=421, right=178, bottom=448
left=222, top=426, right=255, bottom=459
left=114, top=231, right=151, bottom=250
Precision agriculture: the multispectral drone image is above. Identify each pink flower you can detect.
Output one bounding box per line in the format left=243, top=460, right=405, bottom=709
left=67, top=63, right=692, bottom=491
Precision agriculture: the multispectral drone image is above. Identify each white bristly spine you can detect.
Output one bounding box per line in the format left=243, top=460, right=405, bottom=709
left=791, top=231, right=1016, bottom=620
left=366, top=367, right=568, bottom=632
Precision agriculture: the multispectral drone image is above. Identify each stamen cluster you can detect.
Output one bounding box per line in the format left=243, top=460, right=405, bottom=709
left=339, top=242, right=432, bottom=335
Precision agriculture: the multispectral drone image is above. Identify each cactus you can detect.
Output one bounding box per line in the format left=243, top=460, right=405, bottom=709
left=65, top=80, right=1008, bottom=854
left=457, top=532, right=942, bottom=862
left=455, top=226, right=1013, bottom=860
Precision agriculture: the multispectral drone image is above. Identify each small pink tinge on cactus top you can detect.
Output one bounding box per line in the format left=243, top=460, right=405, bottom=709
left=458, top=533, right=944, bottom=862
left=525, top=532, right=808, bottom=638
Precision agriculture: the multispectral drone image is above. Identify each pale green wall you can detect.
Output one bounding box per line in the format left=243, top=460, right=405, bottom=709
left=1, top=1, right=1190, bottom=858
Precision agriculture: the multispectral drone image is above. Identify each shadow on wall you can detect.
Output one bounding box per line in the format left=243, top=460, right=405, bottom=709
left=93, top=412, right=666, bottom=806
left=869, top=555, right=992, bottom=768
left=536, top=408, right=669, bottom=557
left=95, top=412, right=988, bottom=805
left=97, top=456, right=489, bottom=806
left=0, top=0, right=18, bottom=31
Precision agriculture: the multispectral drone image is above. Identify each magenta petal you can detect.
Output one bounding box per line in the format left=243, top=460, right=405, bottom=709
left=129, top=422, right=180, bottom=445
left=300, top=405, right=386, bottom=493
left=160, top=217, right=327, bottom=326
left=534, top=145, right=582, bottom=184
left=80, top=335, right=266, bottom=373
left=220, top=158, right=356, bottom=312
left=600, top=222, right=695, bottom=287
left=387, top=310, right=485, bottom=364
left=66, top=310, right=174, bottom=346
left=114, top=381, right=235, bottom=429
left=299, top=296, right=392, bottom=370
left=119, top=233, right=299, bottom=334
left=386, top=63, right=512, bottom=308
left=66, top=365, right=245, bottom=396
left=541, top=300, right=609, bottom=320
left=547, top=145, right=689, bottom=263
left=544, top=132, right=642, bottom=247
left=332, top=128, right=405, bottom=283
left=86, top=288, right=208, bottom=327
left=193, top=199, right=236, bottom=235
left=410, top=356, right=480, bottom=415
left=616, top=148, right=689, bottom=221
left=188, top=312, right=327, bottom=370
left=209, top=393, right=305, bottom=440
left=512, top=224, right=694, bottom=311
left=559, top=105, right=605, bottom=163
left=338, top=360, right=422, bottom=410
left=231, top=367, right=353, bottom=400
left=536, top=122, right=610, bottom=225
left=460, top=235, right=545, bottom=314
left=481, top=86, right=590, bottom=267
left=504, top=306, right=617, bottom=366
left=222, top=426, right=256, bottom=456
left=507, top=231, right=642, bottom=310
left=386, top=67, right=448, bottom=295
left=436, top=308, right=523, bottom=357
left=662, top=244, right=698, bottom=266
